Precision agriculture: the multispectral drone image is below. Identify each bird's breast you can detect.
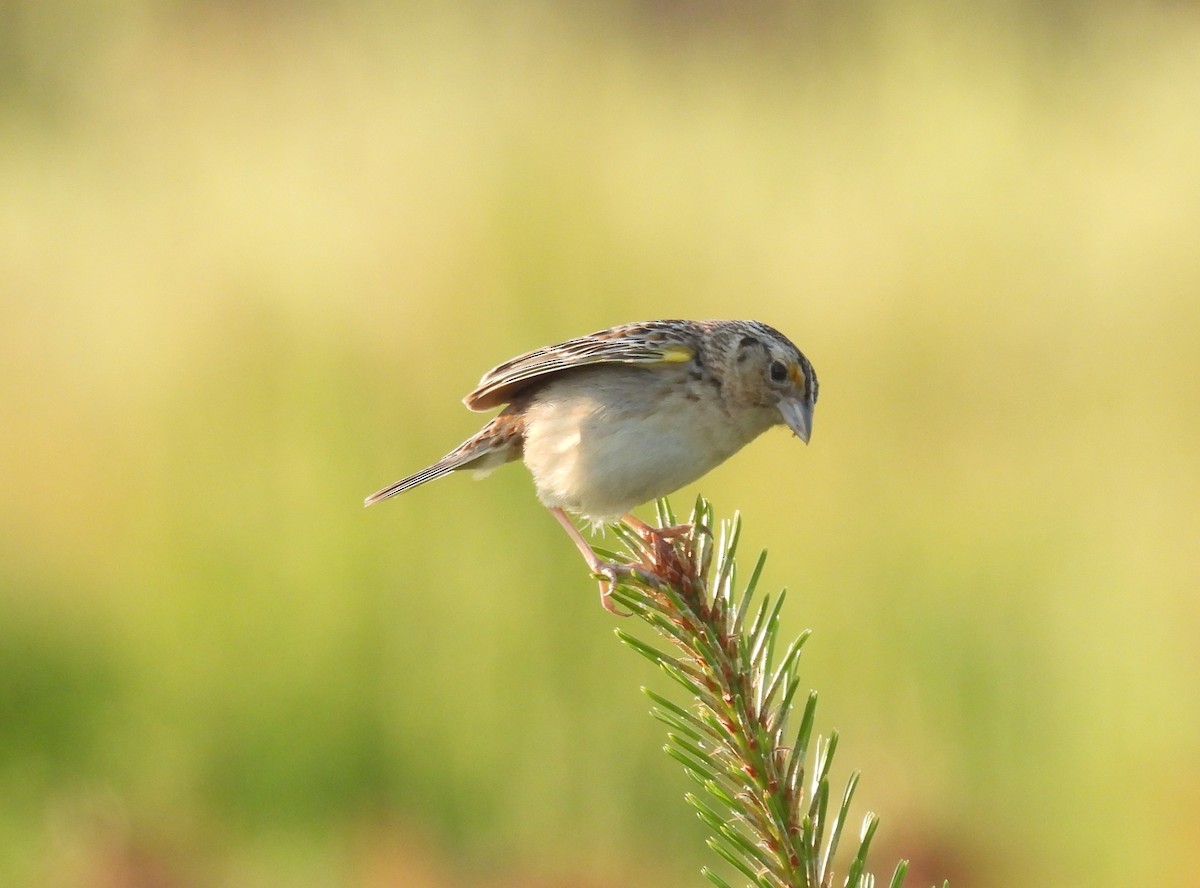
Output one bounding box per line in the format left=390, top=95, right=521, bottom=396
left=519, top=367, right=771, bottom=522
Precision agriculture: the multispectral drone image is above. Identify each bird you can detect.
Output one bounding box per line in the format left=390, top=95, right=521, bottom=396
left=365, top=319, right=818, bottom=612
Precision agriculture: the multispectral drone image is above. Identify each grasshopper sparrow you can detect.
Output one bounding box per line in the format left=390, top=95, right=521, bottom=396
left=366, top=319, right=818, bottom=611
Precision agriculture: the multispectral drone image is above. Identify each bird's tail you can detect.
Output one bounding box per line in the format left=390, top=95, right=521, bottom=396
left=364, top=416, right=522, bottom=507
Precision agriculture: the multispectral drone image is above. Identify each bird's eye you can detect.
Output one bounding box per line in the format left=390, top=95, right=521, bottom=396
left=769, top=360, right=789, bottom=383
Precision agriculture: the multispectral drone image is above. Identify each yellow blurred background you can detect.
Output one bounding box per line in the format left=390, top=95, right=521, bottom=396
left=2, top=2, right=1198, bottom=886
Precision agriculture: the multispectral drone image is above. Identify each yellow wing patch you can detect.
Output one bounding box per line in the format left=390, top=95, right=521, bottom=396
left=660, top=344, right=695, bottom=363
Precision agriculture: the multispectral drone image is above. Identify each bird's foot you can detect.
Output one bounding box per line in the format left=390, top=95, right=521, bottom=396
left=551, top=507, right=649, bottom=615
left=647, top=523, right=693, bottom=541
left=593, top=564, right=634, bottom=616
left=622, top=513, right=693, bottom=543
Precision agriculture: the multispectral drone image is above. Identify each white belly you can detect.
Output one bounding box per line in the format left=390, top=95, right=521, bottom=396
left=520, top=367, right=771, bottom=522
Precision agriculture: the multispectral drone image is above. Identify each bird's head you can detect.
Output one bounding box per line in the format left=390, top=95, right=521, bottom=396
left=718, top=321, right=818, bottom=443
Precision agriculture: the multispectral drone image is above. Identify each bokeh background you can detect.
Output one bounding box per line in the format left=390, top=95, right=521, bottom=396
left=3, top=2, right=1199, bottom=886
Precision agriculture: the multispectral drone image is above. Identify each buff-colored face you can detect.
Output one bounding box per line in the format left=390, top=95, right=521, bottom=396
left=722, top=329, right=818, bottom=443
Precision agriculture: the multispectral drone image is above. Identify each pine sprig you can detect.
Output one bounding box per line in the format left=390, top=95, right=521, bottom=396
left=608, top=496, right=914, bottom=888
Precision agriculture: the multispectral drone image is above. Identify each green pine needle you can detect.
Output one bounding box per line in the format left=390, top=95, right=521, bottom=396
left=606, top=497, right=931, bottom=888
left=704, top=867, right=738, bottom=888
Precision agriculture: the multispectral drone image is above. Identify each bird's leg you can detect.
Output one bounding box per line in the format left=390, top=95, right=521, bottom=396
left=549, top=507, right=631, bottom=615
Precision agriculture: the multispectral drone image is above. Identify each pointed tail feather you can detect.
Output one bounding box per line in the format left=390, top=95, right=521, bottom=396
left=364, top=417, right=522, bottom=507
left=364, top=458, right=464, bottom=506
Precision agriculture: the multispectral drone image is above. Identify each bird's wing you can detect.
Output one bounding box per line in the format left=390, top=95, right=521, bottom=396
left=464, top=320, right=700, bottom=411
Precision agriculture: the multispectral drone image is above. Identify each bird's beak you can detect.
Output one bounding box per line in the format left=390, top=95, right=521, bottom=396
left=778, top=397, right=813, bottom=444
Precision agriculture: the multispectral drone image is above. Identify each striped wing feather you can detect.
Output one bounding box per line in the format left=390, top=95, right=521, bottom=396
left=463, top=320, right=700, bottom=411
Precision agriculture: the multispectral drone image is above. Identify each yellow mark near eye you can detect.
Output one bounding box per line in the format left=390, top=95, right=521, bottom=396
left=788, top=364, right=804, bottom=386
left=660, top=345, right=694, bottom=363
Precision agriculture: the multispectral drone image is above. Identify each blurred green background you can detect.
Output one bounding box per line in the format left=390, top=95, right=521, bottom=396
left=3, top=2, right=1199, bottom=886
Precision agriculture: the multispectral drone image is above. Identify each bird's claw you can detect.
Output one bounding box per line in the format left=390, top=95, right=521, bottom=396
left=644, top=522, right=693, bottom=541
left=592, top=562, right=663, bottom=616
